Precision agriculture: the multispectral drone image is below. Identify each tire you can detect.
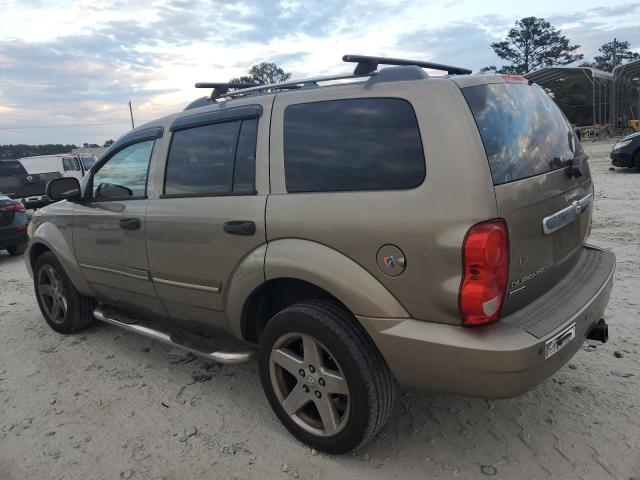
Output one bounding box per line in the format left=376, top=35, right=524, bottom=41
left=6, top=243, right=26, bottom=256
left=634, top=150, right=640, bottom=170
left=258, top=299, right=396, bottom=454
left=34, top=251, right=95, bottom=334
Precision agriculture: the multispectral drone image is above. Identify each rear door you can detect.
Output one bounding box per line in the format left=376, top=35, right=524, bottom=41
left=145, top=102, right=269, bottom=329
left=73, top=130, right=164, bottom=315
left=462, top=79, right=592, bottom=314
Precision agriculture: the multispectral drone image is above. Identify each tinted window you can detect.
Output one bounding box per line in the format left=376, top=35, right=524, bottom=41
left=93, top=140, right=154, bottom=198
left=283, top=98, right=425, bottom=192
left=80, top=156, right=95, bottom=169
left=0, top=161, right=27, bottom=177
left=233, top=119, right=258, bottom=193
left=165, top=119, right=258, bottom=196
left=165, top=122, right=238, bottom=196
left=463, top=83, right=582, bottom=185
left=62, top=157, right=81, bottom=171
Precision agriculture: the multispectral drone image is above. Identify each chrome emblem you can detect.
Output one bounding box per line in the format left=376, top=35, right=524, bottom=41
left=26, top=175, right=34, bottom=182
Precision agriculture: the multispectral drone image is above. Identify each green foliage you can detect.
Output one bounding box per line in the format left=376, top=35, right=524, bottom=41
left=230, top=62, right=291, bottom=85
left=103, top=139, right=115, bottom=147
left=483, top=17, right=583, bottom=74
left=583, top=39, right=640, bottom=72
left=0, top=144, right=78, bottom=160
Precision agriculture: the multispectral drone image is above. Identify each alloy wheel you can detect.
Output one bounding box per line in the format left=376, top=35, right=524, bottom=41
left=269, top=332, right=351, bottom=437
left=37, top=265, right=68, bottom=324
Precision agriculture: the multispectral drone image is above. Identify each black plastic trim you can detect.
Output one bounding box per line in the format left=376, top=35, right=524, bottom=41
left=170, top=105, right=263, bottom=131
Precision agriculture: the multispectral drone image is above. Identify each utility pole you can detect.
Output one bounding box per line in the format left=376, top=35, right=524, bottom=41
left=128, top=100, right=135, bottom=129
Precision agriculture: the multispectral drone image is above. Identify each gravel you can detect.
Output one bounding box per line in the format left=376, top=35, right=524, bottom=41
left=0, top=141, right=638, bottom=479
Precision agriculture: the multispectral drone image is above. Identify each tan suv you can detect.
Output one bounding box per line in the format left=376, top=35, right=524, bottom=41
left=26, top=55, right=615, bottom=453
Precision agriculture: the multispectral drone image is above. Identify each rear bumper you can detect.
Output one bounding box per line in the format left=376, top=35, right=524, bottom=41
left=358, top=245, right=615, bottom=398
left=0, top=230, right=28, bottom=249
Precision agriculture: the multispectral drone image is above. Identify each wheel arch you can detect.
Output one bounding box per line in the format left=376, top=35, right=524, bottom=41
left=28, top=222, right=93, bottom=297
left=235, top=239, right=409, bottom=342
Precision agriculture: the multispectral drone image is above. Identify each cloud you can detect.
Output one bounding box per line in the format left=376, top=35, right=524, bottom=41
left=1, top=0, right=640, bottom=144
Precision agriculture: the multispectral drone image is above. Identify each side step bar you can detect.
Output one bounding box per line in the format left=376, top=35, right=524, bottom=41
left=93, top=307, right=256, bottom=365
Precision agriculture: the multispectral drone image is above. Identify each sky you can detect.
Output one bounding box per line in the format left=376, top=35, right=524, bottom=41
left=0, top=0, right=639, bottom=145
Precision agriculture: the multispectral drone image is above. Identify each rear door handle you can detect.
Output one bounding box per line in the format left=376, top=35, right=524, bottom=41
left=119, top=217, right=141, bottom=230
left=223, top=220, right=256, bottom=236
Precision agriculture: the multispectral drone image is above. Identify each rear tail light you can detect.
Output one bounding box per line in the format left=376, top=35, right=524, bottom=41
left=459, top=219, right=510, bottom=326
left=0, top=202, right=26, bottom=213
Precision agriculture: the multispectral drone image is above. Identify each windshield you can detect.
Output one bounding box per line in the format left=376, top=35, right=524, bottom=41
left=463, top=82, right=582, bottom=185
left=0, top=160, right=27, bottom=177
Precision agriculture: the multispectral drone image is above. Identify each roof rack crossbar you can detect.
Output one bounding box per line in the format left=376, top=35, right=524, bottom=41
left=342, top=54, right=472, bottom=75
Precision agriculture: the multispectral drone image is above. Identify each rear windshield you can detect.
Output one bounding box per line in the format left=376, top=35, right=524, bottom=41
left=0, top=160, right=27, bottom=177
left=463, top=83, right=582, bottom=185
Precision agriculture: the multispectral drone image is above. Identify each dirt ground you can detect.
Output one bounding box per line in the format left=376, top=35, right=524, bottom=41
left=1, top=140, right=638, bottom=480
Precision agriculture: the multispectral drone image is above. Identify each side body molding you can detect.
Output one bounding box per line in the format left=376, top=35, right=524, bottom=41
left=264, top=239, right=410, bottom=319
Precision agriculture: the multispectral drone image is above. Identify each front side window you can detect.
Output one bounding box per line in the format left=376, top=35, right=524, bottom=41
left=92, top=140, right=154, bottom=199
left=164, top=118, right=258, bottom=196
left=283, top=98, right=425, bottom=192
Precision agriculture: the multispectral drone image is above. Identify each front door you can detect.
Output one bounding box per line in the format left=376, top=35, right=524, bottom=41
left=146, top=107, right=268, bottom=329
left=73, top=138, right=164, bottom=315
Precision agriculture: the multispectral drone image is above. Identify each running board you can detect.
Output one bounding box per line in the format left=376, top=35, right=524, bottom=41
left=93, top=307, right=256, bottom=365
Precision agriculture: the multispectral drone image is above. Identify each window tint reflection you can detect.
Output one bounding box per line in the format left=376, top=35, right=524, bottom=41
left=165, top=121, right=239, bottom=196
left=463, top=83, right=582, bottom=185
left=283, top=98, right=425, bottom=192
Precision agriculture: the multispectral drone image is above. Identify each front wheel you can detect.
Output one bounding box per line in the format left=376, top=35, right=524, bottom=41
left=258, top=300, right=396, bottom=454
left=34, top=252, right=95, bottom=334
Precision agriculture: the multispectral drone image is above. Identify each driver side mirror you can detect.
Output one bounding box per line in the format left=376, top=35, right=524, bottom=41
left=46, top=177, right=81, bottom=202
left=95, top=182, right=134, bottom=199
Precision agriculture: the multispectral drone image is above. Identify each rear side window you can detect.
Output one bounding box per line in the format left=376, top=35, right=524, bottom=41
left=283, top=98, right=425, bottom=192
left=463, top=83, right=582, bottom=185
left=62, top=157, right=81, bottom=171
left=164, top=119, right=258, bottom=196
left=0, top=161, right=27, bottom=177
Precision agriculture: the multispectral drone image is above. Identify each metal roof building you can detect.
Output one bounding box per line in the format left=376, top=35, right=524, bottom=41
left=524, top=66, right=613, bottom=127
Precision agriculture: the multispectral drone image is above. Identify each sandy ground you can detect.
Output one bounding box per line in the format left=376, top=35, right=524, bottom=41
left=1, top=141, right=639, bottom=480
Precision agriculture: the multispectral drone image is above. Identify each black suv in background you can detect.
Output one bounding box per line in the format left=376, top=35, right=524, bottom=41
left=0, top=159, right=61, bottom=208
left=611, top=132, right=640, bottom=169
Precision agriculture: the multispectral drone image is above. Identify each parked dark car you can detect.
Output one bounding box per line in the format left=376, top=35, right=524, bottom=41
left=611, top=132, right=640, bottom=168
left=0, top=159, right=61, bottom=208
left=0, top=192, right=28, bottom=256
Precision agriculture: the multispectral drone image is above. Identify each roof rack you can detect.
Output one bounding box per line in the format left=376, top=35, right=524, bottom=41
left=193, top=54, right=471, bottom=102
left=342, top=54, right=472, bottom=75
left=195, top=82, right=260, bottom=99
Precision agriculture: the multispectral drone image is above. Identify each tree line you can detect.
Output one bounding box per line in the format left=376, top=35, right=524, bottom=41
left=0, top=140, right=115, bottom=160
left=482, top=17, right=638, bottom=74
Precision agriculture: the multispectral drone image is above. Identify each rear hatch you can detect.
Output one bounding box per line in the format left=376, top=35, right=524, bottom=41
left=462, top=79, right=592, bottom=315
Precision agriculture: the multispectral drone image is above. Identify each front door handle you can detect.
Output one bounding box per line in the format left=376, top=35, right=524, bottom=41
left=223, top=220, right=256, bottom=236
left=119, top=217, right=141, bottom=230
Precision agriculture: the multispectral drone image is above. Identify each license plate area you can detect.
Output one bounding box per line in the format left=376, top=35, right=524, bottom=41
left=545, top=323, right=576, bottom=359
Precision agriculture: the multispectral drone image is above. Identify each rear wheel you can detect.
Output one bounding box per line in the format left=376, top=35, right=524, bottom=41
left=6, top=243, right=26, bottom=256
left=34, top=252, right=95, bottom=334
left=258, top=299, right=395, bottom=454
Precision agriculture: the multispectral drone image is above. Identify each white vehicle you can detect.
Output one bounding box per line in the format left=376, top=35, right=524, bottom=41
left=18, top=154, right=87, bottom=182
